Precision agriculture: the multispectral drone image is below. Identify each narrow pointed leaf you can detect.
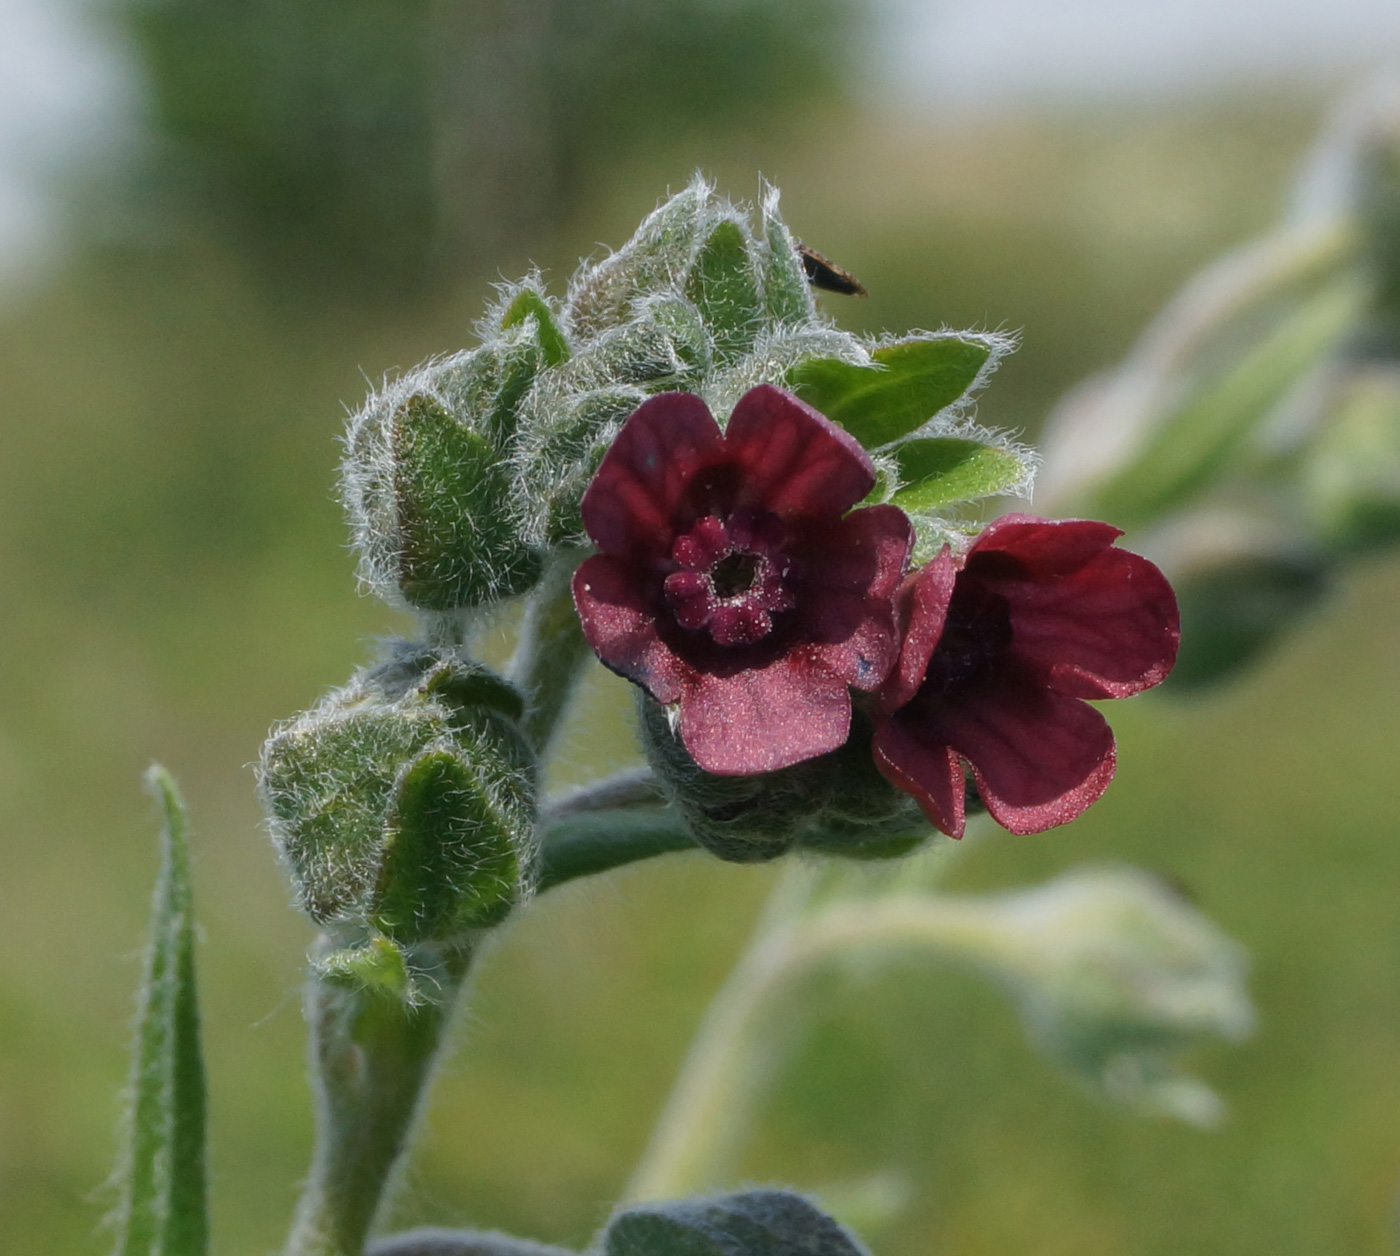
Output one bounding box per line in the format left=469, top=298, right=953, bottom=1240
left=787, top=337, right=993, bottom=448
left=114, top=765, right=208, bottom=1256
left=890, top=438, right=1030, bottom=511
left=685, top=219, right=760, bottom=362
left=502, top=290, right=570, bottom=368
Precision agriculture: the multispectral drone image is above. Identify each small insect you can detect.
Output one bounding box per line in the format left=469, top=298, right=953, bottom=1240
left=796, top=240, right=868, bottom=297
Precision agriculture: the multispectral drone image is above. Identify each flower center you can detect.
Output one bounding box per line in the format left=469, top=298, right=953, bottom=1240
left=913, top=580, right=1013, bottom=706
left=710, top=550, right=759, bottom=598
left=662, top=513, right=795, bottom=647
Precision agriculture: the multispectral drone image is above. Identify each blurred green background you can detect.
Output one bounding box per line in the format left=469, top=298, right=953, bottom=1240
left=2, top=2, right=1400, bottom=1253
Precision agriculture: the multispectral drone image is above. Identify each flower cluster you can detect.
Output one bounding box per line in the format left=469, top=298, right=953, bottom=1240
left=574, top=386, right=1180, bottom=840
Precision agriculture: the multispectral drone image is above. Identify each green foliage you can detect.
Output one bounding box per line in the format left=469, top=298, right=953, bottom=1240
left=112, top=767, right=208, bottom=1256
left=787, top=336, right=1001, bottom=448
left=367, top=1230, right=577, bottom=1256
left=600, top=1191, right=869, bottom=1256
left=502, top=291, right=572, bottom=370
left=890, top=437, right=1032, bottom=512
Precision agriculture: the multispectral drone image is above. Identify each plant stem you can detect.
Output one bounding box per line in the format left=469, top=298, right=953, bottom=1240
left=623, top=840, right=974, bottom=1203
left=509, top=550, right=591, bottom=756
left=283, top=940, right=475, bottom=1256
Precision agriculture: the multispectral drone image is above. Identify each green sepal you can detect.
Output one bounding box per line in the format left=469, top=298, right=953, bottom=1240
left=1091, top=276, right=1366, bottom=527
left=685, top=218, right=761, bottom=363
left=371, top=749, right=521, bottom=943
left=641, top=699, right=930, bottom=865
left=788, top=336, right=995, bottom=448
left=113, top=766, right=208, bottom=1256
left=391, top=393, right=542, bottom=611
left=568, top=180, right=709, bottom=340
left=599, top=1191, right=870, bottom=1256
left=757, top=184, right=816, bottom=325
left=502, top=289, right=570, bottom=368
left=317, top=935, right=413, bottom=1002
left=890, top=437, right=1031, bottom=511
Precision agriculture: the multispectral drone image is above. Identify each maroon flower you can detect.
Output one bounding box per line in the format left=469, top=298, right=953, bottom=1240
left=872, top=514, right=1179, bottom=837
left=572, top=385, right=913, bottom=775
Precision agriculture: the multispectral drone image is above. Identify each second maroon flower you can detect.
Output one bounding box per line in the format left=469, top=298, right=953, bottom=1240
left=572, top=385, right=913, bottom=775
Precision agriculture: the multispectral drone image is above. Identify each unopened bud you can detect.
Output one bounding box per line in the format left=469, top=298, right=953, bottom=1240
left=258, top=645, right=536, bottom=941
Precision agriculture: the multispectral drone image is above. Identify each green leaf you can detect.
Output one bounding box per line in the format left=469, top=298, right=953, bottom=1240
left=601, top=1191, right=870, bottom=1256
left=787, top=336, right=993, bottom=448
left=1092, top=276, right=1366, bottom=527
left=685, top=219, right=760, bottom=363
left=502, top=289, right=570, bottom=368
left=757, top=187, right=815, bottom=325
left=113, top=766, right=208, bottom=1256
left=890, top=437, right=1030, bottom=511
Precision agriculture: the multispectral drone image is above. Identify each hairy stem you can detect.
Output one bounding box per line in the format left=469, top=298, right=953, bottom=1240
left=283, top=940, right=475, bottom=1256
left=624, top=840, right=970, bottom=1202
left=510, top=550, right=591, bottom=755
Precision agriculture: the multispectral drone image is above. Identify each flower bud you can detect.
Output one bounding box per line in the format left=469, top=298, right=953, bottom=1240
left=639, top=699, right=929, bottom=864
left=258, top=645, right=536, bottom=942
left=965, top=867, right=1254, bottom=1124
left=343, top=324, right=547, bottom=613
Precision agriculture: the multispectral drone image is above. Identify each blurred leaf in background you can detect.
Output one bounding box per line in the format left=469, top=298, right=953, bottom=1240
left=116, top=0, right=860, bottom=292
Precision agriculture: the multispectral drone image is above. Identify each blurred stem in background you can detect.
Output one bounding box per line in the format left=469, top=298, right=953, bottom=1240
left=115, top=0, right=862, bottom=294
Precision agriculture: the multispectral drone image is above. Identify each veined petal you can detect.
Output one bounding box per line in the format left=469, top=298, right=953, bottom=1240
left=881, top=547, right=957, bottom=712
left=871, top=712, right=965, bottom=838
left=992, top=546, right=1180, bottom=697
left=679, top=654, right=852, bottom=774
left=967, top=514, right=1124, bottom=577
left=724, top=384, right=876, bottom=521
left=936, top=673, right=1117, bottom=835
left=802, top=504, right=914, bottom=691
left=573, top=554, right=691, bottom=703
left=580, top=392, right=724, bottom=560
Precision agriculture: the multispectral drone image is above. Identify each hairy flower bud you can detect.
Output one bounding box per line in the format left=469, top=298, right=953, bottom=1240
left=343, top=314, right=550, bottom=613
left=258, top=644, right=536, bottom=942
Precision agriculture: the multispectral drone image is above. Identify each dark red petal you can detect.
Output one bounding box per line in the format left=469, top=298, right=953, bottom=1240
left=880, top=547, right=958, bottom=712
left=801, top=504, right=914, bottom=691
left=678, top=653, right=852, bottom=774
left=723, top=384, right=876, bottom=522
left=936, top=675, right=1116, bottom=835
left=580, top=392, right=724, bottom=559
left=967, top=514, right=1123, bottom=578
left=572, top=554, right=691, bottom=703
left=871, top=712, right=965, bottom=838
left=993, top=546, right=1180, bottom=697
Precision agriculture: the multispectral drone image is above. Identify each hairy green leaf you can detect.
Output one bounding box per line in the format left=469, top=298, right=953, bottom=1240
left=788, top=337, right=992, bottom=448
left=113, top=766, right=208, bottom=1256
left=891, top=437, right=1030, bottom=511
left=601, top=1191, right=869, bottom=1256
